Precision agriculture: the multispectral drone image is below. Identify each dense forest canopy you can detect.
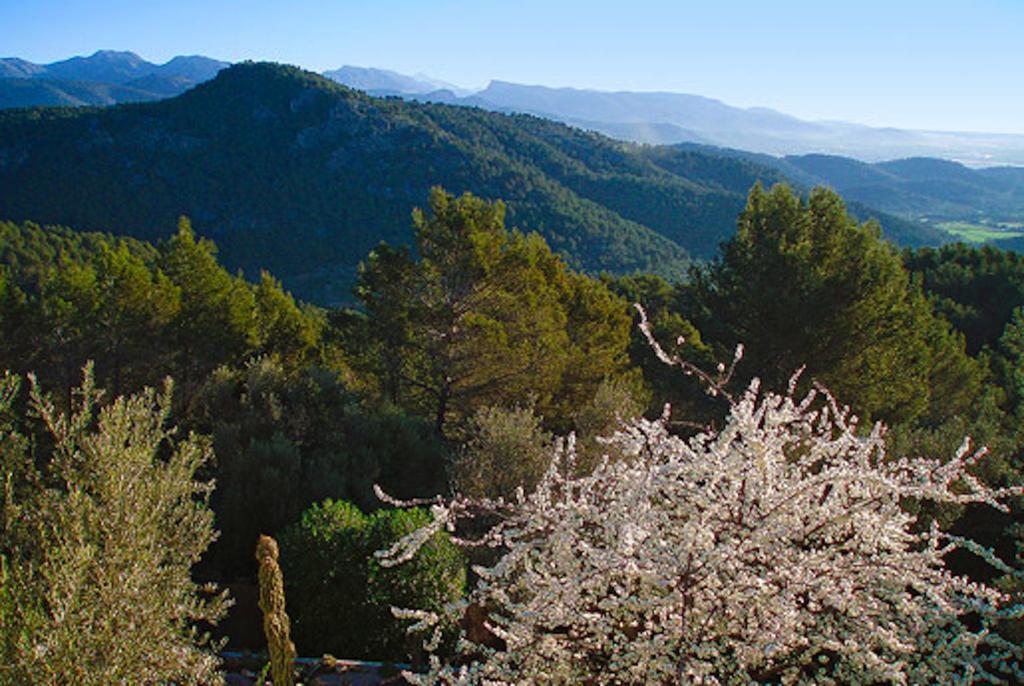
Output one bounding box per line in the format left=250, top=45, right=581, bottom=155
left=0, top=62, right=945, bottom=306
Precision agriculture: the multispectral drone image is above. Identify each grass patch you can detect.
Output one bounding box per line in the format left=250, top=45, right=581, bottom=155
left=937, top=221, right=1024, bottom=243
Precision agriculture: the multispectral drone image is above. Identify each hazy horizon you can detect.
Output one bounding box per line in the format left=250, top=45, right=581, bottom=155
left=2, top=0, right=1022, bottom=135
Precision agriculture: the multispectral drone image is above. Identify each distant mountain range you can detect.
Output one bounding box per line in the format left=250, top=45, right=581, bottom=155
left=317, top=69, right=1024, bottom=168
left=437, top=83, right=1024, bottom=168
left=661, top=144, right=1024, bottom=224
left=4, top=51, right=1024, bottom=168
left=0, top=50, right=228, bottom=107
left=0, top=62, right=947, bottom=305
left=322, top=65, right=472, bottom=97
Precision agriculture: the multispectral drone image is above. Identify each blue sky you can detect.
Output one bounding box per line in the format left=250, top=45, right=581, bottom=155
left=2, top=0, right=1021, bottom=133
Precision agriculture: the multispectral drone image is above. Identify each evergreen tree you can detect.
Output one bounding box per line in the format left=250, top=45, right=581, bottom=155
left=904, top=243, right=1024, bottom=355
left=0, top=270, right=32, bottom=378
left=79, top=243, right=179, bottom=396
left=353, top=188, right=633, bottom=435
left=254, top=271, right=320, bottom=367
left=603, top=273, right=716, bottom=423
left=352, top=243, right=424, bottom=406
left=160, top=217, right=257, bottom=402
left=687, top=184, right=980, bottom=426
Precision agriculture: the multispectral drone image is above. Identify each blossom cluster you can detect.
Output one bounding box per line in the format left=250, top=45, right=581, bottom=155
left=379, top=376, right=1022, bottom=685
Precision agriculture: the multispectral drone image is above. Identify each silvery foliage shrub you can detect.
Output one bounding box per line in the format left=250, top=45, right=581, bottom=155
left=0, top=367, right=227, bottom=686
left=453, top=404, right=553, bottom=500
left=376, top=308, right=1023, bottom=685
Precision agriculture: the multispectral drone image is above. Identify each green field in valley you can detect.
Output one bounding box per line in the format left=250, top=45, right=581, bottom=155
left=937, top=221, right=1024, bottom=243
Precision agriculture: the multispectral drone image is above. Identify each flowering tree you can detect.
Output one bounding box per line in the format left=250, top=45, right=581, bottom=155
left=377, top=313, right=1023, bottom=684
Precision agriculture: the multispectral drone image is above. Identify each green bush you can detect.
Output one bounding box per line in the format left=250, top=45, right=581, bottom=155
left=276, top=500, right=370, bottom=657
left=365, top=508, right=467, bottom=659
left=190, top=358, right=450, bottom=580
left=278, top=499, right=466, bottom=662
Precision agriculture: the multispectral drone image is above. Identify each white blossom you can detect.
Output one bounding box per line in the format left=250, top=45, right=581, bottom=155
left=380, top=361, right=1022, bottom=684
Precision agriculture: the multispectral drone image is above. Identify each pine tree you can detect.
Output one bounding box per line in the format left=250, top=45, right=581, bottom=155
left=160, top=217, right=257, bottom=401
left=354, top=188, right=633, bottom=435
left=687, top=184, right=980, bottom=426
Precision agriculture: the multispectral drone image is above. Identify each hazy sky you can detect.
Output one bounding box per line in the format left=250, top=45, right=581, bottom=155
left=2, top=0, right=1022, bottom=133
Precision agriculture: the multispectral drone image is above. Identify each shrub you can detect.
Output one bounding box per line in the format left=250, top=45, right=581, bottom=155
left=366, top=508, right=467, bottom=660
left=453, top=404, right=553, bottom=499
left=571, top=376, right=646, bottom=473
left=454, top=380, right=645, bottom=502
left=0, top=367, right=227, bottom=686
left=277, top=499, right=370, bottom=657
left=278, top=499, right=466, bottom=662
left=190, top=357, right=450, bottom=580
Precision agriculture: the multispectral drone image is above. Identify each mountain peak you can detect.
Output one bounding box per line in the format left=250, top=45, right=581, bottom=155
left=44, top=50, right=154, bottom=83
left=182, top=61, right=347, bottom=108
left=90, top=49, right=144, bottom=60
left=0, top=51, right=234, bottom=107
left=323, top=64, right=446, bottom=95
left=154, top=54, right=229, bottom=81
left=0, top=57, right=46, bottom=79
left=212, top=60, right=327, bottom=86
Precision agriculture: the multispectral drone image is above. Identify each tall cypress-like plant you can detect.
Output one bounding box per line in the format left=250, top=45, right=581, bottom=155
left=257, top=535, right=296, bottom=686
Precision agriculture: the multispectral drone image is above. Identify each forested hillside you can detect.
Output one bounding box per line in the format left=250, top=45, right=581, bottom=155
left=5, top=184, right=1024, bottom=678
left=6, top=0, right=1024, bottom=678
left=674, top=143, right=1024, bottom=232
left=0, top=62, right=942, bottom=305
left=389, top=77, right=1024, bottom=167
